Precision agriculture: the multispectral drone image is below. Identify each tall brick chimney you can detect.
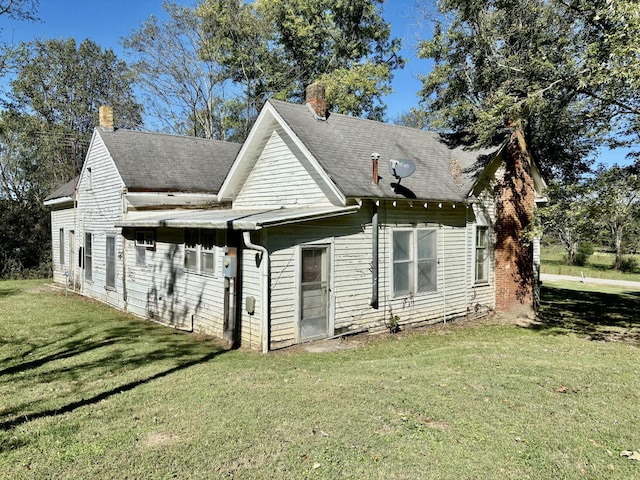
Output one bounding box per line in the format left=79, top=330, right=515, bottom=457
left=305, top=83, right=327, bottom=119
left=494, top=127, right=536, bottom=315
left=99, top=106, right=114, bottom=130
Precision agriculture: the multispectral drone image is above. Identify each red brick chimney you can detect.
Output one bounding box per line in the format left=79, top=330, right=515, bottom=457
left=494, top=127, right=536, bottom=315
left=305, top=83, right=327, bottom=119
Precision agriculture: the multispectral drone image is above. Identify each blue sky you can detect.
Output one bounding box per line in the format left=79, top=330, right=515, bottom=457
left=0, top=0, right=430, bottom=119
left=0, top=0, right=631, bottom=166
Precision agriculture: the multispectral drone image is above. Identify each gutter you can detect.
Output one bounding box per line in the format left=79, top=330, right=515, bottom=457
left=242, top=231, right=270, bottom=353
left=43, top=196, right=74, bottom=207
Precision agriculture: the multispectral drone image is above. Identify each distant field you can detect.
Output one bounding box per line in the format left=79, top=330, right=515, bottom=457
left=540, top=245, right=640, bottom=282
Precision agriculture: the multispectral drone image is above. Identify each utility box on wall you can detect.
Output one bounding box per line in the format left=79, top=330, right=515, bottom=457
left=223, top=247, right=237, bottom=278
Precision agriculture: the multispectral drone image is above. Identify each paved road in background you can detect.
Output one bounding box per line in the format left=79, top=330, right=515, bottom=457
left=541, top=273, right=640, bottom=289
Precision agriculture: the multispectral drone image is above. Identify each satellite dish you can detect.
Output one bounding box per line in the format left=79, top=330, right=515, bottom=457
left=389, top=159, right=416, bottom=179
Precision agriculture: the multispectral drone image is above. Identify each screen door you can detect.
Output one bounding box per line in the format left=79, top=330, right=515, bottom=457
left=300, top=246, right=329, bottom=340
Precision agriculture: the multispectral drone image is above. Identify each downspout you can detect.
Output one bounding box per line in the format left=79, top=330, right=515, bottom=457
left=243, top=231, right=270, bottom=353
left=370, top=201, right=379, bottom=309
left=441, top=223, right=446, bottom=323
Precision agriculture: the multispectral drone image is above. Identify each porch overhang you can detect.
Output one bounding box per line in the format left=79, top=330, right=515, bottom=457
left=115, top=205, right=361, bottom=231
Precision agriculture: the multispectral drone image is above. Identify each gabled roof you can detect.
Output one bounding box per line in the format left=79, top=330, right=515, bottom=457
left=97, top=128, right=242, bottom=193
left=44, top=179, right=76, bottom=206
left=254, top=99, right=500, bottom=203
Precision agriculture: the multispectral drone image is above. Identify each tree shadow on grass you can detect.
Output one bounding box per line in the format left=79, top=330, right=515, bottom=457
left=0, top=287, right=23, bottom=298
left=0, top=317, right=230, bottom=436
left=534, top=284, right=640, bottom=342
left=0, top=349, right=223, bottom=433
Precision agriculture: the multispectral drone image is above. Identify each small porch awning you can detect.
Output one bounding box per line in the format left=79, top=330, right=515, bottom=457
left=115, top=205, right=361, bottom=231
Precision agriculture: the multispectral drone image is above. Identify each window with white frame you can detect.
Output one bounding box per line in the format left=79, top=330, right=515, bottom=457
left=84, top=233, right=93, bottom=281
left=200, top=229, right=215, bottom=275
left=475, top=226, right=490, bottom=284
left=392, top=228, right=437, bottom=297
left=106, top=235, right=116, bottom=289
left=59, top=228, right=65, bottom=265
left=135, top=230, right=155, bottom=267
left=135, top=230, right=155, bottom=249
left=86, top=167, right=92, bottom=190
left=184, top=229, right=217, bottom=275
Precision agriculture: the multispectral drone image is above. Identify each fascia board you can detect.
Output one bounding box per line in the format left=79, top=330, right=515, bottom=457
left=218, top=104, right=274, bottom=202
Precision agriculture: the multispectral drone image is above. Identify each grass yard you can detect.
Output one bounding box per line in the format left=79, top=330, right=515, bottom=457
left=541, top=244, right=640, bottom=282
left=1, top=280, right=640, bottom=479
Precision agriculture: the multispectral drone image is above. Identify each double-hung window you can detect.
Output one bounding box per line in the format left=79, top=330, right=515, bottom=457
left=184, top=229, right=217, bottom=275
left=59, top=228, right=65, bottom=265
left=200, top=230, right=215, bottom=275
left=392, top=228, right=437, bottom=297
left=106, top=235, right=116, bottom=289
left=475, top=226, right=490, bottom=284
left=135, top=230, right=155, bottom=267
left=84, top=233, right=93, bottom=281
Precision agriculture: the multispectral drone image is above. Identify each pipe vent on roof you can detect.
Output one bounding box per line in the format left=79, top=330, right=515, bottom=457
left=371, top=152, right=380, bottom=185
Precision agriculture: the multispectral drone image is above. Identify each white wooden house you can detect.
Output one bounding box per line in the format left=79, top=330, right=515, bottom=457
left=44, top=107, right=242, bottom=330
left=112, top=85, right=546, bottom=352
left=45, top=179, right=78, bottom=287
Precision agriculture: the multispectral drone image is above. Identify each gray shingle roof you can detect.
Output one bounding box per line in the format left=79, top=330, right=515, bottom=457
left=269, top=99, right=500, bottom=202
left=44, top=179, right=76, bottom=203
left=98, top=128, right=241, bottom=193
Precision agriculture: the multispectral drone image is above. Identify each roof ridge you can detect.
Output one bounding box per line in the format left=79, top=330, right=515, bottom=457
left=266, top=98, right=443, bottom=138
left=98, top=127, right=242, bottom=146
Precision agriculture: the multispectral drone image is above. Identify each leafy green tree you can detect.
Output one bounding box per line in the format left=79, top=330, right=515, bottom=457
left=416, top=0, right=640, bottom=179
left=255, top=0, right=403, bottom=119
left=586, top=164, right=640, bottom=270
left=0, top=111, right=54, bottom=277
left=539, top=180, right=591, bottom=265
left=11, top=38, right=142, bottom=134
left=564, top=0, right=640, bottom=154
left=0, top=38, right=142, bottom=278
left=198, top=0, right=403, bottom=124
left=0, top=0, right=39, bottom=95
left=198, top=0, right=277, bottom=140
left=417, top=0, right=605, bottom=181
left=122, top=1, right=242, bottom=140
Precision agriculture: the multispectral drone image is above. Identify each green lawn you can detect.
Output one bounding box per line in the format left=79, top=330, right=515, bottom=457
left=1, top=280, right=640, bottom=479
left=540, top=245, right=640, bottom=281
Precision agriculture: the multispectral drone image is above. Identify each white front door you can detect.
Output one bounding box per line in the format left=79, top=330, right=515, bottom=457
left=300, top=246, right=329, bottom=341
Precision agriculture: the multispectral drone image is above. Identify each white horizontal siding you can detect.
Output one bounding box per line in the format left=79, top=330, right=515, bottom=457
left=123, top=227, right=227, bottom=336
left=265, top=201, right=497, bottom=348
left=50, top=208, right=76, bottom=286
left=239, top=246, right=264, bottom=350
left=76, top=133, right=125, bottom=308
left=234, top=130, right=332, bottom=209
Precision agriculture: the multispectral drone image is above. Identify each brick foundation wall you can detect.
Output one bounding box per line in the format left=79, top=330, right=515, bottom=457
left=494, top=129, right=536, bottom=314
